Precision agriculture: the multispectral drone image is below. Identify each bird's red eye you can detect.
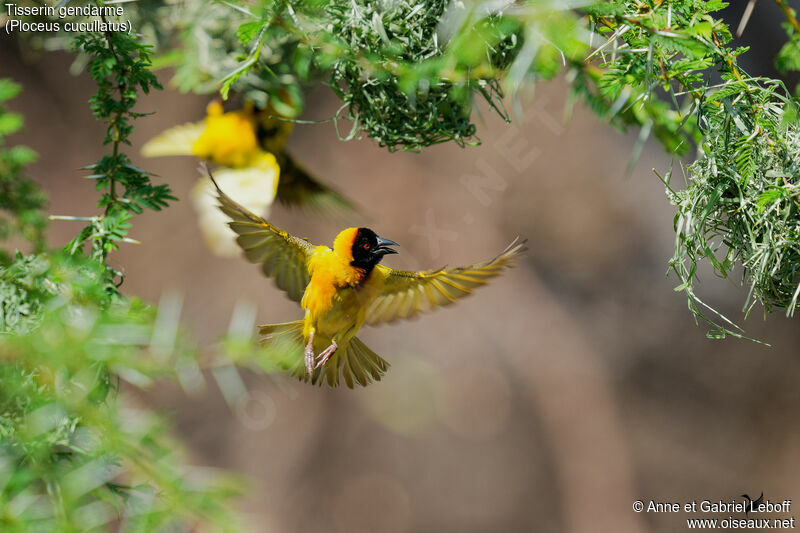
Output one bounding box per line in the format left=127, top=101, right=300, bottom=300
left=363, top=243, right=371, bottom=249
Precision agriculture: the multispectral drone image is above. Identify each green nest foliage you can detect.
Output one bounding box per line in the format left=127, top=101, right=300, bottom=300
left=668, top=80, right=800, bottom=334
left=580, top=0, right=800, bottom=334
left=322, top=0, right=521, bottom=150
left=187, top=0, right=580, bottom=151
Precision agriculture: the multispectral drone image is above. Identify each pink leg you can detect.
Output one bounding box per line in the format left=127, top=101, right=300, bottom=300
left=314, top=340, right=338, bottom=369
left=304, top=331, right=315, bottom=375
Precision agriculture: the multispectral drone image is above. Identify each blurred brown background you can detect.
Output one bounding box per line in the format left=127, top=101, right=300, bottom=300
left=3, top=6, right=800, bottom=530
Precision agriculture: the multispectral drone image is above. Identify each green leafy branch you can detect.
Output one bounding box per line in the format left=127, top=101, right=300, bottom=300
left=68, top=22, right=172, bottom=274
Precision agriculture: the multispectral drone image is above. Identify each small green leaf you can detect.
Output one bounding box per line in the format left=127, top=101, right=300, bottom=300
left=7, top=146, right=37, bottom=166
left=776, top=38, right=800, bottom=74
left=0, top=79, right=21, bottom=102
left=756, top=188, right=785, bottom=211
left=689, top=21, right=713, bottom=41
left=237, top=20, right=265, bottom=46
left=0, top=113, right=23, bottom=136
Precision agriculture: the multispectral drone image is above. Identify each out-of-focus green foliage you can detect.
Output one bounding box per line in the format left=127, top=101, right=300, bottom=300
left=0, top=252, right=246, bottom=533
left=773, top=0, right=800, bottom=76
left=1, top=37, right=304, bottom=532
left=0, top=79, right=46, bottom=260
left=0, top=17, right=252, bottom=531
left=776, top=26, right=800, bottom=75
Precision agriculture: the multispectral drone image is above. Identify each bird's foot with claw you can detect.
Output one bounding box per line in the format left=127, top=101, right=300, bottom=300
left=315, top=340, right=338, bottom=369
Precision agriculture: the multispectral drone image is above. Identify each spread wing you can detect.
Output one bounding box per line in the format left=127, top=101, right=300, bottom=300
left=208, top=167, right=314, bottom=302
left=365, top=238, right=527, bottom=325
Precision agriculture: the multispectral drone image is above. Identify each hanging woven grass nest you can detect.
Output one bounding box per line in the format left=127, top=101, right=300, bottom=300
left=668, top=79, right=800, bottom=334
left=324, top=0, right=522, bottom=151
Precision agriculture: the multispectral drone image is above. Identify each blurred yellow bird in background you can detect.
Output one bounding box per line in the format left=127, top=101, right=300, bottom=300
left=208, top=168, right=527, bottom=388
left=143, top=101, right=354, bottom=255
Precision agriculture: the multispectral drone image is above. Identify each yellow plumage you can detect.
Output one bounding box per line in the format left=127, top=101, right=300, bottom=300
left=190, top=102, right=261, bottom=167
left=142, top=101, right=355, bottom=213
left=208, top=170, right=526, bottom=388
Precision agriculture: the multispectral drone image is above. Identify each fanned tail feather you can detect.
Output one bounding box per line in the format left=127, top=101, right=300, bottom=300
left=257, top=321, right=389, bottom=388
left=331, top=336, right=389, bottom=388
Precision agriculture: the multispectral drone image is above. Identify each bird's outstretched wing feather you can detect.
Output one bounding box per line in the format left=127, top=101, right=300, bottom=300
left=366, top=238, right=527, bottom=325
left=207, top=167, right=314, bottom=302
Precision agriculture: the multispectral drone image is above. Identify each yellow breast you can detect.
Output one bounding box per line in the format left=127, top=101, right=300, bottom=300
left=301, top=246, right=367, bottom=317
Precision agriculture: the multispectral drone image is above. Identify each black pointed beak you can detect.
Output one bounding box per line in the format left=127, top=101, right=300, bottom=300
left=374, top=237, right=399, bottom=255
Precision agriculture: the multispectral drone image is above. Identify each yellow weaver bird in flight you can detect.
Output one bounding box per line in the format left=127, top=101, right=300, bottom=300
left=143, top=101, right=354, bottom=213
left=143, top=101, right=355, bottom=256
left=207, top=168, right=526, bottom=388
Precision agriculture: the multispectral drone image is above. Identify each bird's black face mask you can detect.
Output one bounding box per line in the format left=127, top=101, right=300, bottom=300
left=351, top=228, right=398, bottom=273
